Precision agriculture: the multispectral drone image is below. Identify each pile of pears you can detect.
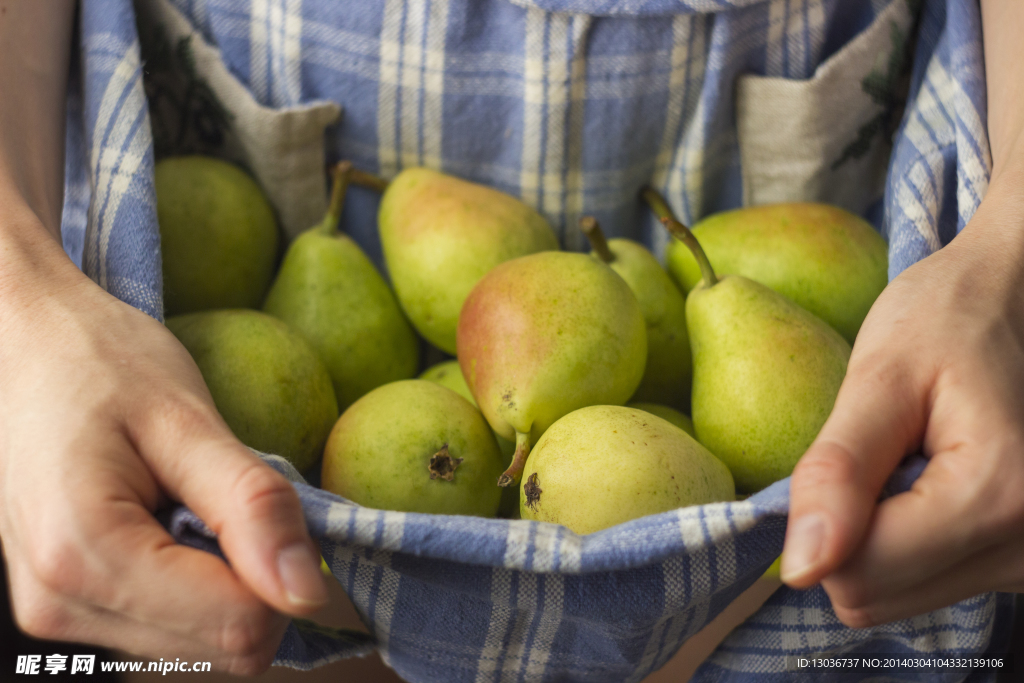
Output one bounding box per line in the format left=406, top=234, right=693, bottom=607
left=155, top=154, right=887, bottom=533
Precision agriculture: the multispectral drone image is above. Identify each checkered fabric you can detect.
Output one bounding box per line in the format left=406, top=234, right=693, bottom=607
left=67, top=0, right=1013, bottom=681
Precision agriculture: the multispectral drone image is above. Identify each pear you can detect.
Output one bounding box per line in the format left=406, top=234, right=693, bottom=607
left=663, top=202, right=887, bottom=343
left=457, top=251, right=647, bottom=486
left=519, top=405, right=734, bottom=534
left=370, top=167, right=559, bottom=354
left=644, top=189, right=851, bottom=493
left=687, top=277, right=850, bottom=492
left=418, top=360, right=516, bottom=456
left=321, top=380, right=505, bottom=517
left=419, top=360, right=519, bottom=517
left=626, top=402, right=695, bottom=438
left=166, top=310, right=338, bottom=473
left=156, top=156, right=279, bottom=316
left=262, top=163, right=419, bottom=411
left=419, top=360, right=476, bottom=404
left=581, top=217, right=691, bottom=408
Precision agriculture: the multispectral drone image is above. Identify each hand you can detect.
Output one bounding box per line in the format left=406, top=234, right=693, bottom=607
left=0, top=218, right=328, bottom=673
left=780, top=175, right=1024, bottom=627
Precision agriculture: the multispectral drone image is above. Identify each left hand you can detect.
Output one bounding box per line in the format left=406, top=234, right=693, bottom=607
left=781, top=170, right=1024, bottom=627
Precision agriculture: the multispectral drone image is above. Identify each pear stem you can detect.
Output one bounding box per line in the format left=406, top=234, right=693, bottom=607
left=579, top=216, right=615, bottom=263
left=323, top=161, right=353, bottom=232
left=497, top=430, right=531, bottom=488
left=640, top=186, right=718, bottom=287
left=347, top=167, right=390, bottom=194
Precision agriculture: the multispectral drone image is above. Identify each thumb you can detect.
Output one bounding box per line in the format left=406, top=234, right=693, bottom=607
left=781, top=360, right=925, bottom=588
left=130, top=394, right=329, bottom=616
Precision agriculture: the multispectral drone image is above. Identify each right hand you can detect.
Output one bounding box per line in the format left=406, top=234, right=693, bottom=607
left=0, top=213, right=328, bottom=674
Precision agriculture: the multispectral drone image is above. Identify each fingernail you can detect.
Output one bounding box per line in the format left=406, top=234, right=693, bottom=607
left=780, top=513, right=826, bottom=583
left=278, top=543, right=329, bottom=608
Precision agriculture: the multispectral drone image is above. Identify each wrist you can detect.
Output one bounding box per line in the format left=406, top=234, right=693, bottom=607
left=933, top=174, right=1024, bottom=324
left=989, top=131, right=1024, bottom=194
left=957, top=166, right=1024, bottom=258
left=0, top=202, right=86, bottom=315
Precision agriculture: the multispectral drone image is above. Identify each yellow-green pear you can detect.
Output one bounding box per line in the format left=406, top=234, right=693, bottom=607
left=418, top=360, right=516, bottom=456
left=688, top=277, right=850, bottom=492
left=582, top=217, right=691, bottom=408
left=373, top=167, right=559, bottom=354
left=664, top=202, right=887, bottom=342
left=419, top=360, right=476, bottom=404
left=419, top=360, right=519, bottom=517
left=156, top=156, right=279, bottom=315
left=646, top=190, right=851, bottom=493
left=519, top=406, right=734, bottom=534
left=626, top=402, right=695, bottom=438
left=166, top=310, right=338, bottom=472
left=321, top=380, right=505, bottom=517
left=263, top=163, right=419, bottom=410
left=457, top=252, right=647, bottom=487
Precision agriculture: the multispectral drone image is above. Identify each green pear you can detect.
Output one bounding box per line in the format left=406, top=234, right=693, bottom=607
left=457, top=251, right=647, bottom=486
left=664, top=202, right=887, bottom=343
left=373, top=167, right=559, bottom=354
left=166, top=310, right=338, bottom=472
left=263, top=163, right=419, bottom=411
left=156, top=156, right=279, bottom=316
left=626, top=402, right=695, bottom=438
left=419, top=360, right=476, bottom=404
left=645, top=190, right=851, bottom=493
left=418, top=360, right=517, bottom=456
left=687, top=277, right=850, bottom=492
left=419, top=360, right=519, bottom=517
left=321, top=380, right=504, bottom=517
left=581, top=217, right=691, bottom=408
left=519, top=406, right=734, bottom=534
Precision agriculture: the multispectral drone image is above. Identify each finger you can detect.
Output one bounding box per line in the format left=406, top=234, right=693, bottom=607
left=7, top=502, right=288, bottom=676
left=824, top=533, right=1024, bottom=628
left=127, top=393, right=327, bottom=616
left=781, top=357, right=927, bottom=588
left=94, top=502, right=290, bottom=673
left=816, top=403, right=1024, bottom=608
left=4, top=423, right=290, bottom=674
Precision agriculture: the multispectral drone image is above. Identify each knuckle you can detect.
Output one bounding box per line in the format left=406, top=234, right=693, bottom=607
left=833, top=604, right=877, bottom=629
left=999, top=493, right=1024, bottom=530
left=843, top=357, right=919, bottom=415
left=232, top=463, right=300, bottom=520
left=979, top=489, right=1024, bottom=540
left=15, top=605, right=69, bottom=641
left=843, top=351, right=892, bottom=386
left=846, top=351, right=900, bottom=379
left=150, top=393, right=222, bottom=438
left=215, top=609, right=279, bottom=669
left=10, top=583, right=71, bottom=641
left=792, top=442, right=860, bottom=491
left=986, top=445, right=1024, bottom=532
left=216, top=616, right=262, bottom=659
left=823, top=575, right=873, bottom=614
left=932, top=437, right=1024, bottom=538
left=26, top=534, right=84, bottom=598
left=224, top=650, right=276, bottom=677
